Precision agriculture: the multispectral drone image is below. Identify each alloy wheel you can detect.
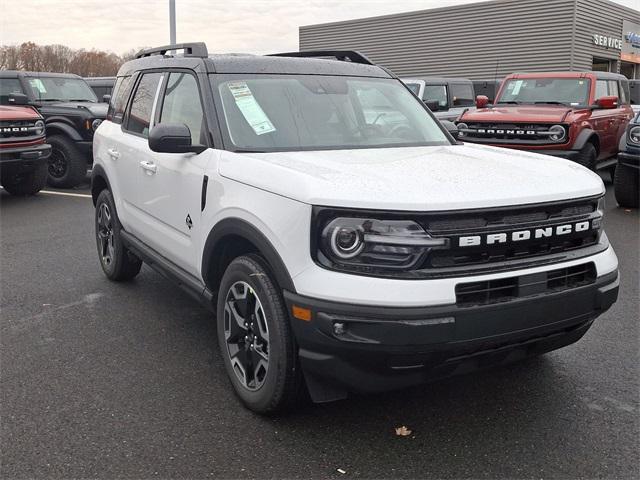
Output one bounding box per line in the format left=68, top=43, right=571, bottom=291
left=223, top=281, right=270, bottom=391
left=48, top=149, right=67, bottom=178
left=96, top=202, right=115, bottom=267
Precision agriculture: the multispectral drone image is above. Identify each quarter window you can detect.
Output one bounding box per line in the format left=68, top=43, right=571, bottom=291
left=125, top=72, right=163, bottom=137
left=159, top=72, right=205, bottom=144
left=108, top=76, right=133, bottom=123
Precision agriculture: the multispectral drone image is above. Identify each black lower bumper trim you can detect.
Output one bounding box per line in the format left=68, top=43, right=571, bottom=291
left=284, top=270, right=618, bottom=401
left=0, top=144, right=51, bottom=170
left=618, top=151, right=640, bottom=170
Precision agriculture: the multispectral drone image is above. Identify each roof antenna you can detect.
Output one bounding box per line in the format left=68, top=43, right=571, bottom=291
left=493, top=58, right=500, bottom=103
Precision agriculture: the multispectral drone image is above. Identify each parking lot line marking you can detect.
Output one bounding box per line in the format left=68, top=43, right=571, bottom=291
left=40, top=190, right=92, bottom=199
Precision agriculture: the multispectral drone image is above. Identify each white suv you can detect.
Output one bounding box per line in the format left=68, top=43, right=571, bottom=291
left=92, top=43, right=619, bottom=414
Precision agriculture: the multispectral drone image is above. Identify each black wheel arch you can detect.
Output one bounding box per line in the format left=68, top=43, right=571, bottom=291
left=573, top=129, right=600, bottom=154
left=91, top=164, right=112, bottom=206
left=202, top=218, right=296, bottom=295
left=46, top=121, right=84, bottom=142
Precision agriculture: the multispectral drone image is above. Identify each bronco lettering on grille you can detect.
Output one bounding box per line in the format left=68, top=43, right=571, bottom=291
left=458, top=221, right=592, bottom=247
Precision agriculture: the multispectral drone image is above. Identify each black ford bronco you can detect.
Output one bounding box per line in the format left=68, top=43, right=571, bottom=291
left=0, top=71, right=108, bottom=188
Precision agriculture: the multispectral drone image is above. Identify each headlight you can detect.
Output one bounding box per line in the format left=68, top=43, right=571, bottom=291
left=456, top=122, right=468, bottom=137
left=318, top=217, right=447, bottom=273
left=629, top=126, right=640, bottom=145
left=91, top=119, right=103, bottom=131
left=548, top=124, right=566, bottom=142
left=34, top=120, right=45, bottom=136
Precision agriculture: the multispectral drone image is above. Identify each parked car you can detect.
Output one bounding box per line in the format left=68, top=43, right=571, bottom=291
left=401, top=77, right=475, bottom=121
left=629, top=79, right=639, bottom=115
left=84, top=76, right=116, bottom=101
left=0, top=71, right=108, bottom=188
left=614, top=110, right=639, bottom=208
left=92, top=43, right=618, bottom=414
left=0, top=93, right=51, bottom=195
left=456, top=72, right=635, bottom=172
left=472, top=78, right=503, bottom=102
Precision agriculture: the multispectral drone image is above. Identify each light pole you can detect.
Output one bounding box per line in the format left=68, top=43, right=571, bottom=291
left=169, top=0, right=176, bottom=45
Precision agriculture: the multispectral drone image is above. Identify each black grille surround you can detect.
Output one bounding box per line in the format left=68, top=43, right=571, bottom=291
left=458, top=122, right=568, bottom=145
left=312, top=195, right=607, bottom=279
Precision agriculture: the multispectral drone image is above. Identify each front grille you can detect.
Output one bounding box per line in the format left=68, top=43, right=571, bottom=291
left=420, top=196, right=601, bottom=271
left=459, top=122, right=566, bottom=144
left=0, top=120, right=41, bottom=142
left=456, top=263, right=596, bottom=307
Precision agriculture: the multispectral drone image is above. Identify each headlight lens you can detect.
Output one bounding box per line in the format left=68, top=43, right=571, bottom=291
left=548, top=124, right=566, bottom=142
left=456, top=122, right=468, bottom=137
left=629, top=126, right=640, bottom=144
left=34, top=120, right=45, bottom=136
left=319, top=217, right=447, bottom=272
left=91, top=119, right=103, bottom=131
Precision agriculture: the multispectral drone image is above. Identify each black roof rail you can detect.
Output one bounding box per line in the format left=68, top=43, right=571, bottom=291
left=135, top=42, right=208, bottom=59
left=268, top=50, right=374, bottom=66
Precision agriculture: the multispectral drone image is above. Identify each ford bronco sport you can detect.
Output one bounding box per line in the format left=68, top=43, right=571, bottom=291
left=456, top=72, right=635, bottom=172
left=0, top=92, right=51, bottom=195
left=0, top=71, right=107, bottom=188
left=613, top=110, right=639, bottom=208
left=92, top=43, right=619, bottom=413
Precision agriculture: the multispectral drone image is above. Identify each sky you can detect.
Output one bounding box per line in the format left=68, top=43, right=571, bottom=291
left=0, top=0, right=638, bottom=55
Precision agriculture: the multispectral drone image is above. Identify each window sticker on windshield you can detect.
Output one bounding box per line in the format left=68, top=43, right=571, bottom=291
left=511, top=80, right=523, bottom=95
left=29, top=78, right=47, bottom=93
left=227, top=82, right=276, bottom=135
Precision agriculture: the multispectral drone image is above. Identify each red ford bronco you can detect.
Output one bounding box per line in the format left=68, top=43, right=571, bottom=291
left=0, top=93, right=51, bottom=195
left=456, top=72, right=635, bottom=171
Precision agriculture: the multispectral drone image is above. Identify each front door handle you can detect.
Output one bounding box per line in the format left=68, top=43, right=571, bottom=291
left=107, top=148, right=120, bottom=160
left=139, top=160, right=157, bottom=174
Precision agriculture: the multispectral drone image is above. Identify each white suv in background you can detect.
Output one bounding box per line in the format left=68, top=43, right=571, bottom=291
left=92, top=43, right=619, bottom=414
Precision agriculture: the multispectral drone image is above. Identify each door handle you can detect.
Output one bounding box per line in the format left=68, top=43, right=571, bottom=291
left=107, top=148, right=120, bottom=160
left=139, top=160, right=157, bottom=174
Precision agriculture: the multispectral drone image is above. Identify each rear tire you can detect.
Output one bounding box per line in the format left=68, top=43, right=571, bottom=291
left=613, top=163, right=639, bottom=208
left=1, top=163, right=48, bottom=196
left=216, top=254, right=303, bottom=414
left=575, top=142, right=597, bottom=170
left=47, top=135, right=87, bottom=188
left=94, top=189, right=142, bottom=281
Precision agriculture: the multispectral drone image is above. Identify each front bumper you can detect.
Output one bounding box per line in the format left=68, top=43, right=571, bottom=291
left=618, top=150, right=639, bottom=170
left=284, top=270, right=618, bottom=401
left=0, top=143, right=52, bottom=172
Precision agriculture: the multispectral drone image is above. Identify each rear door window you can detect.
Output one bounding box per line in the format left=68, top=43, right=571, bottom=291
left=450, top=83, right=475, bottom=106
left=124, top=72, right=163, bottom=137
left=0, top=78, right=25, bottom=104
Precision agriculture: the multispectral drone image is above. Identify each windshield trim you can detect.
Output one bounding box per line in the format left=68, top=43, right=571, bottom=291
left=210, top=73, right=455, bottom=154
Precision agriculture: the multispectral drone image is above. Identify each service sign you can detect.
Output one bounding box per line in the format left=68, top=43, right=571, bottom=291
left=592, top=33, right=622, bottom=50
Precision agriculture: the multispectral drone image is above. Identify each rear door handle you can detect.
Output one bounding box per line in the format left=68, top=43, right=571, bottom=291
left=107, top=148, right=120, bottom=160
left=139, top=160, right=157, bottom=174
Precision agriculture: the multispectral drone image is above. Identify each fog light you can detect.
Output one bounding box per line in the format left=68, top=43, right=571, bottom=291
left=333, top=322, right=346, bottom=335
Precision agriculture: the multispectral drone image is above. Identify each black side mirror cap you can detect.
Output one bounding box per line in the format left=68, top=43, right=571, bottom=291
left=148, top=123, right=206, bottom=154
left=440, top=120, right=459, bottom=138
left=102, top=94, right=111, bottom=103
left=424, top=99, right=440, bottom=112
left=8, top=93, right=29, bottom=106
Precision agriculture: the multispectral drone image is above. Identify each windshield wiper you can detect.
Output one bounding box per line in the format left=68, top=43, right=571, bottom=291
left=68, top=99, right=95, bottom=102
left=534, top=101, right=567, bottom=105
left=38, top=98, right=63, bottom=102
left=496, top=101, right=520, bottom=104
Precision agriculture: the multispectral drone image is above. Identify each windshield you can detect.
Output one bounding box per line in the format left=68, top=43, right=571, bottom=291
left=422, top=85, right=448, bottom=108
left=213, top=75, right=450, bottom=152
left=26, top=76, right=97, bottom=102
left=498, top=78, right=591, bottom=106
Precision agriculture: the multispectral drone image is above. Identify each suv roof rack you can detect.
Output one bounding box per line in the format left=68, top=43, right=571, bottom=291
left=269, top=50, right=374, bottom=66
left=135, top=42, right=208, bottom=59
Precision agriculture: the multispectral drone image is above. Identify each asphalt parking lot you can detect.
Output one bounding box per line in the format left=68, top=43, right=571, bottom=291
left=1, top=177, right=638, bottom=479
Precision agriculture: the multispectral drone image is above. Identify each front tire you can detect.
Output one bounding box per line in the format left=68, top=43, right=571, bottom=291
left=1, top=163, right=48, bottom=196
left=217, top=254, right=302, bottom=414
left=94, top=189, right=142, bottom=281
left=613, top=163, right=639, bottom=208
left=47, top=135, right=87, bottom=188
left=574, top=142, right=597, bottom=170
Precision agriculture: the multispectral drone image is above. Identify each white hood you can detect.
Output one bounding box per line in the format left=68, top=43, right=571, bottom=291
left=218, top=144, right=604, bottom=211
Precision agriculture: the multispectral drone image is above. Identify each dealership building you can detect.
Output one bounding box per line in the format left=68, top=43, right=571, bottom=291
left=299, top=0, right=640, bottom=79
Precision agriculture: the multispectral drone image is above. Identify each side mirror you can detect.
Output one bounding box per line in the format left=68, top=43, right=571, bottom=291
left=8, top=93, right=29, bottom=105
left=424, top=100, right=440, bottom=112
left=102, top=94, right=111, bottom=103
left=475, top=95, right=490, bottom=109
left=441, top=120, right=459, bottom=138
left=148, top=123, right=206, bottom=154
left=595, top=96, right=618, bottom=109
